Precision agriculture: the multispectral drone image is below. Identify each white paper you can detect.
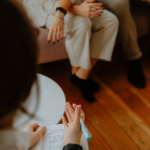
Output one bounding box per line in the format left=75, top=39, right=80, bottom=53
left=31, top=124, right=89, bottom=150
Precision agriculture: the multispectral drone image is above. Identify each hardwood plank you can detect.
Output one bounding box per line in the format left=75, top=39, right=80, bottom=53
left=93, top=60, right=130, bottom=94
left=90, top=72, right=150, bottom=150
left=85, top=121, right=111, bottom=150
left=118, top=89, right=150, bottom=128
left=83, top=102, right=141, bottom=150
left=130, top=87, right=150, bottom=109
left=141, top=55, right=150, bottom=80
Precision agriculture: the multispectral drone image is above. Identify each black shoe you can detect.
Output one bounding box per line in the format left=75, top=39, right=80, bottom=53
left=70, top=74, right=95, bottom=102
left=87, top=78, right=100, bottom=93
left=127, top=59, right=146, bottom=88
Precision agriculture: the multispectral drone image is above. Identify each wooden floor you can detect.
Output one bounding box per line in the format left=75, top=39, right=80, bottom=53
left=38, top=35, right=150, bottom=150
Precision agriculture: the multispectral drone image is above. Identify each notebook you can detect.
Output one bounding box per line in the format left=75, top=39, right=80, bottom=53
left=30, top=124, right=89, bottom=150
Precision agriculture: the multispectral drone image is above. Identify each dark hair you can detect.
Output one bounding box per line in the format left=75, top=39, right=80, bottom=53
left=0, top=0, right=38, bottom=120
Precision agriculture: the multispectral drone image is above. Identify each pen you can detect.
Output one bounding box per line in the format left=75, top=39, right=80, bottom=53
left=80, top=118, right=92, bottom=141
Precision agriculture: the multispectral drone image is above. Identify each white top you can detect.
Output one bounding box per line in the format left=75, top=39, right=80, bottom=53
left=0, top=129, right=30, bottom=150
left=14, top=74, right=66, bottom=128
left=22, top=0, right=77, bottom=27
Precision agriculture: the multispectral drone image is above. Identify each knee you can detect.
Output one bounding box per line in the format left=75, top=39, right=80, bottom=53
left=77, top=16, right=92, bottom=32
left=106, top=11, right=119, bottom=29
left=111, top=14, right=119, bottom=28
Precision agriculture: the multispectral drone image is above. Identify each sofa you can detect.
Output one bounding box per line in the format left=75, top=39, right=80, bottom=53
left=37, top=0, right=150, bottom=64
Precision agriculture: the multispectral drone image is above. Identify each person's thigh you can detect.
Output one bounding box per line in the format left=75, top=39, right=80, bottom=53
left=89, top=10, right=119, bottom=61
left=90, top=9, right=118, bottom=31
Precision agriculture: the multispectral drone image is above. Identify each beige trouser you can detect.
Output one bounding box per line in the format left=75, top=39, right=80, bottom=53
left=97, top=0, right=142, bottom=60
left=46, top=10, right=119, bottom=69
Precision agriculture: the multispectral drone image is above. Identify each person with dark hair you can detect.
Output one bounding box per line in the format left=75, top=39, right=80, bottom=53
left=0, top=1, right=85, bottom=150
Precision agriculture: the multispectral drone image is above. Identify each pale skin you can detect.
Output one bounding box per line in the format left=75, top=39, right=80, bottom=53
left=62, top=102, right=85, bottom=146
left=0, top=102, right=85, bottom=149
left=48, top=0, right=104, bottom=79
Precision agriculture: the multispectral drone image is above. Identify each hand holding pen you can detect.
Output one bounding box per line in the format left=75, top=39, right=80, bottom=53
left=62, top=102, right=87, bottom=146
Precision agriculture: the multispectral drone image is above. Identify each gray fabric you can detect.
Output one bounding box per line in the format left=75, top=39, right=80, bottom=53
left=95, top=0, right=142, bottom=60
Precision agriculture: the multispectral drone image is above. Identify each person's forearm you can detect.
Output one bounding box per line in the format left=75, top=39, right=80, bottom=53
left=68, top=5, right=80, bottom=15
left=59, top=0, right=73, bottom=11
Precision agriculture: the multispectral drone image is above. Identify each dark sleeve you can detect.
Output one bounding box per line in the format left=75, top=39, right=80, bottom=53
left=62, top=144, right=83, bottom=150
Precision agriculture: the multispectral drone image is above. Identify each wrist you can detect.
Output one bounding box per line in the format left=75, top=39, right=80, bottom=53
left=55, top=10, right=65, bottom=18
left=68, top=135, right=81, bottom=145
left=74, top=5, right=81, bottom=15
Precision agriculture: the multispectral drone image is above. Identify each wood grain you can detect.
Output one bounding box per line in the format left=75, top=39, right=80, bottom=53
left=90, top=72, right=150, bottom=150
left=38, top=38, right=150, bottom=150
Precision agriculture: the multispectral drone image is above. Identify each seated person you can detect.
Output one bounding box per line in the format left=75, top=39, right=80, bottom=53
left=22, top=0, right=119, bottom=102
left=0, top=1, right=85, bottom=150
left=95, top=0, right=146, bottom=88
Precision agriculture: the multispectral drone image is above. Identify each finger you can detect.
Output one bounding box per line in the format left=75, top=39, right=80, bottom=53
left=57, top=29, right=60, bottom=42
left=81, top=111, right=85, bottom=123
left=53, top=29, right=57, bottom=43
left=65, top=107, right=73, bottom=124
left=61, top=29, right=64, bottom=39
left=90, top=12, right=102, bottom=18
left=62, top=116, right=69, bottom=130
left=66, top=102, right=75, bottom=120
left=35, top=126, right=46, bottom=138
left=73, top=104, right=85, bottom=123
left=30, top=123, right=40, bottom=131
left=94, top=7, right=104, bottom=11
left=86, top=0, right=96, bottom=3
left=72, top=103, right=77, bottom=109
left=74, top=105, right=82, bottom=125
left=47, top=28, right=53, bottom=42
left=90, top=3, right=103, bottom=7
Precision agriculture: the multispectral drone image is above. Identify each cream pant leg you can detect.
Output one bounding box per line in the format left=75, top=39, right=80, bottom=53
left=90, top=10, right=119, bottom=60
left=45, top=10, right=118, bottom=69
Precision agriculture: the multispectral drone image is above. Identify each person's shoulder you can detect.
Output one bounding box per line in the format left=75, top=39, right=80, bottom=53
left=0, top=129, right=30, bottom=150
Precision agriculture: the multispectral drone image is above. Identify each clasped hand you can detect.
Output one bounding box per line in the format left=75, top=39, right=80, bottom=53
left=77, top=0, right=104, bottom=18
left=47, top=0, right=104, bottom=44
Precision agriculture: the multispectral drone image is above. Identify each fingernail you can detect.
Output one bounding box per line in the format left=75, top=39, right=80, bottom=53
left=77, top=105, right=81, bottom=110
left=43, top=126, right=46, bottom=129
